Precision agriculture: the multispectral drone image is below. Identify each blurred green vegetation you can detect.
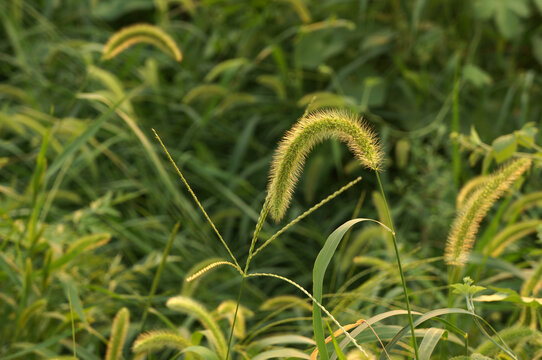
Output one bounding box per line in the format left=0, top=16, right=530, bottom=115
left=1, top=0, right=541, bottom=359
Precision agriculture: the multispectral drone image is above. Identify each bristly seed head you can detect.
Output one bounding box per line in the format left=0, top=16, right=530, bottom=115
left=266, top=109, right=383, bottom=222
left=445, top=158, right=532, bottom=266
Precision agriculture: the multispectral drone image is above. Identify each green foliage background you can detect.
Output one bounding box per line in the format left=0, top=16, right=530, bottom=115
left=0, top=0, right=541, bottom=359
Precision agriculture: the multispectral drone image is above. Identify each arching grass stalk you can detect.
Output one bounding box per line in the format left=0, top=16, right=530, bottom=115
left=152, top=129, right=241, bottom=272
left=375, top=172, right=420, bottom=360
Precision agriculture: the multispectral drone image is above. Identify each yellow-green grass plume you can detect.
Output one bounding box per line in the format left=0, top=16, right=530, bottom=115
left=102, top=23, right=182, bottom=61
left=267, top=109, right=382, bottom=222
left=445, top=158, right=532, bottom=266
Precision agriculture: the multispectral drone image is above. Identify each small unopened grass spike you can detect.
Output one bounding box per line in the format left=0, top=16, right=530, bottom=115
left=186, top=261, right=242, bottom=282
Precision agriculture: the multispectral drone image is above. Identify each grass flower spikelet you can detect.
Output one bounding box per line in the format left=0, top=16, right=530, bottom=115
left=186, top=261, right=242, bottom=282
left=445, top=158, right=532, bottom=266
left=267, top=110, right=383, bottom=221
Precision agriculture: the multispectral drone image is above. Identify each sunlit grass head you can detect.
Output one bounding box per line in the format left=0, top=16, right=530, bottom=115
left=445, top=158, right=532, bottom=266
left=266, top=109, right=383, bottom=222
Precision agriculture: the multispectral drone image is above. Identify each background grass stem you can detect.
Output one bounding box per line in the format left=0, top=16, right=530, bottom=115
left=140, top=221, right=181, bottom=332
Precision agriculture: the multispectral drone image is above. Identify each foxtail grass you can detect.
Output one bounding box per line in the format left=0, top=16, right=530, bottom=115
left=445, top=158, right=532, bottom=266
left=266, top=110, right=382, bottom=222
left=154, top=109, right=427, bottom=359
left=185, top=261, right=243, bottom=282
left=102, top=23, right=182, bottom=61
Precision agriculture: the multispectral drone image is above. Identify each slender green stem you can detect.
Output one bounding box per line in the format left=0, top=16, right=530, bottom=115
left=447, top=265, right=462, bottom=304
left=225, top=275, right=246, bottom=360
left=244, top=201, right=270, bottom=272
left=153, top=129, right=241, bottom=271
left=376, top=172, right=419, bottom=360
left=140, top=221, right=180, bottom=332
left=67, top=290, right=77, bottom=359
left=226, top=200, right=270, bottom=360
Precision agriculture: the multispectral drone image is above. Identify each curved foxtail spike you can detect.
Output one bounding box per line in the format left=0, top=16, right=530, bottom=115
left=102, top=23, right=182, bottom=61
left=445, top=158, right=532, bottom=266
left=267, top=109, right=383, bottom=222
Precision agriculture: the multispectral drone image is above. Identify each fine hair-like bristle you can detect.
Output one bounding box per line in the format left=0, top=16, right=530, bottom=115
left=266, top=109, right=383, bottom=222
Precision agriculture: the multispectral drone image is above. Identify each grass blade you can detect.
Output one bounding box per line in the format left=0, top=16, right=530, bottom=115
left=419, top=328, right=445, bottom=360
left=313, top=219, right=392, bottom=360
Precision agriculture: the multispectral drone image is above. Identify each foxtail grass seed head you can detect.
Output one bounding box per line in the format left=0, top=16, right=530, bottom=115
left=102, top=23, right=182, bottom=61
left=132, top=330, right=191, bottom=353
left=267, top=109, right=383, bottom=221
left=445, top=158, right=532, bottom=266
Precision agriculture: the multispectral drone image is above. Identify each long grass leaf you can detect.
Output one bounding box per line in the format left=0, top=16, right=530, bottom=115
left=419, top=328, right=445, bottom=360
left=252, top=348, right=310, bottom=360
left=182, top=346, right=220, bottom=360
left=314, top=219, right=392, bottom=360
